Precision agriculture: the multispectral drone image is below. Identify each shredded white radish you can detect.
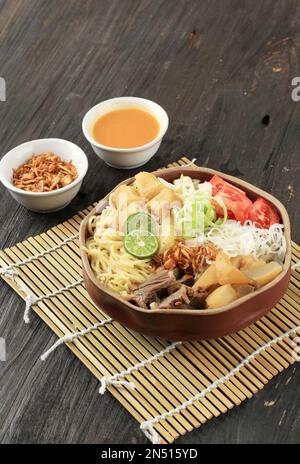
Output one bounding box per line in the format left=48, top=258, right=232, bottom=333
left=186, top=220, right=286, bottom=264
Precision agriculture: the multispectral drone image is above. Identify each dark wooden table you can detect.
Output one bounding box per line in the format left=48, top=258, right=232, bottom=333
left=0, top=0, right=299, bottom=444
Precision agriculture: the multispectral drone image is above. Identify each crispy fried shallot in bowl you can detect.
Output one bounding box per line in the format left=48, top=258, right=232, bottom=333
left=0, top=139, right=88, bottom=212
left=12, top=152, right=78, bottom=192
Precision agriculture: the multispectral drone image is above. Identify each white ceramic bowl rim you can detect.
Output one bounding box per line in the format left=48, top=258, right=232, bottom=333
left=0, top=138, right=88, bottom=197
left=82, top=97, right=169, bottom=153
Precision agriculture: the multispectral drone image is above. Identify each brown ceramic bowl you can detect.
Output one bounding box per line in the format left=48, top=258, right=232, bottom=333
left=80, top=167, right=291, bottom=341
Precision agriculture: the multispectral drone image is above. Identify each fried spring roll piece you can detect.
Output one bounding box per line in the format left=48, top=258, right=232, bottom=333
left=133, top=172, right=165, bottom=201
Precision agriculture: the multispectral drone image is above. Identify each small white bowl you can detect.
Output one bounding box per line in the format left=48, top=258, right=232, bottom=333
left=82, top=97, right=169, bottom=169
left=0, top=138, right=88, bottom=213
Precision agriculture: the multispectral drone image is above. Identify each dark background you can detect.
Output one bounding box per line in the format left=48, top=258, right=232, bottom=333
left=0, top=0, right=299, bottom=444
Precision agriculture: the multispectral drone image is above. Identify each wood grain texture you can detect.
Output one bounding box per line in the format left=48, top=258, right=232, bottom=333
left=0, top=0, right=299, bottom=444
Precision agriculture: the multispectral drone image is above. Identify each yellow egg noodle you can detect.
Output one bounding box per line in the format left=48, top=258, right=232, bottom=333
left=85, top=207, right=152, bottom=294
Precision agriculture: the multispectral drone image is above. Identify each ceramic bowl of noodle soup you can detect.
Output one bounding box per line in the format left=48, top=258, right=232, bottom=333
left=80, top=166, right=291, bottom=341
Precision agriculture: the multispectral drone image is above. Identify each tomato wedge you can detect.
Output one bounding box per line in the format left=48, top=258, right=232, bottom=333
left=210, top=175, right=246, bottom=196
left=248, top=198, right=280, bottom=228
left=210, top=175, right=252, bottom=224
left=212, top=199, right=235, bottom=219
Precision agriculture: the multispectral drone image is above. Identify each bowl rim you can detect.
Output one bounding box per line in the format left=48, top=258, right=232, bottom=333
left=0, top=138, right=89, bottom=197
left=80, top=166, right=291, bottom=316
left=82, top=97, right=169, bottom=153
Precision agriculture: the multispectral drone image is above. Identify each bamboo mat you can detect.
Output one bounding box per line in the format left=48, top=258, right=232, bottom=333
left=1, top=157, right=300, bottom=444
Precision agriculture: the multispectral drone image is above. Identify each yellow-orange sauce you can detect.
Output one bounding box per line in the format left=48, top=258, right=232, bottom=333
left=92, top=108, right=160, bottom=148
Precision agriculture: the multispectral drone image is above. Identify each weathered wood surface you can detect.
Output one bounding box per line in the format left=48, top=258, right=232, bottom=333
left=0, top=0, right=299, bottom=444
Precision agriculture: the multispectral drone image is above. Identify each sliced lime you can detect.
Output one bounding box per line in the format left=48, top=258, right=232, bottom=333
left=124, top=230, right=158, bottom=259
left=125, top=212, right=157, bottom=235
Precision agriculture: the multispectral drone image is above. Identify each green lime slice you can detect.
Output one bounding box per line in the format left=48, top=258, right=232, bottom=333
left=125, top=212, right=157, bottom=235
left=124, top=230, right=159, bottom=259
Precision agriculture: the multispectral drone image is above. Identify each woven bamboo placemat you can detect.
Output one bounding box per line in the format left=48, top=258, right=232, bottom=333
left=1, top=157, right=300, bottom=444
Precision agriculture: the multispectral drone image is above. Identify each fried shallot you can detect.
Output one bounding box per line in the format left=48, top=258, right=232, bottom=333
left=157, top=241, right=219, bottom=275
left=12, top=152, right=78, bottom=192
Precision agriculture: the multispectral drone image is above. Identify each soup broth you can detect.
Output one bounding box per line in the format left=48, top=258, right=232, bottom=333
left=93, top=108, right=160, bottom=149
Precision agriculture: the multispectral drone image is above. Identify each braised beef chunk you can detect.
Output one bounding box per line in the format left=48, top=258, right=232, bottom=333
left=189, top=289, right=208, bottom=308
left=159, top=286, right=208, bottom=309
left=178, top=274, right=194, bottom=286
left=130, top=270, right=180, bottom=308
left=130, top=269, right=206, bottom=310
left=172, top=268, right=183, bottom=280
left=159, top=285, right=190, bottom=309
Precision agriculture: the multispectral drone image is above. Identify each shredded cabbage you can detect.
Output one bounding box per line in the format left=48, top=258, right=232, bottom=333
left=173, top=175, right=198, bottom=196
left=159, top=175, right=214, bottom=198
left=174, top=181, right=227, bottom=238
left=186, top=220, right=286, bottom=263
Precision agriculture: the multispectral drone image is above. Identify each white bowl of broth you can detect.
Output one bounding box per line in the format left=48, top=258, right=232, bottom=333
left=82, top=97, right=169, bottom=169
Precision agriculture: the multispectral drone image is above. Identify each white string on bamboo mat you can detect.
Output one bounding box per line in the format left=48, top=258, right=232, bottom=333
left=99, top=341, right=182, bottom=394
left=292, top=261, right=300, bottom=270
left=40, top=318, right=113, bottom=360
left=140, top=323, right=300, bottom=444
left=182, top=158, right=197, bottom=167
left=0, top=232, right=79, bottom=278
left=13, top=277, right=84, bottom=323
left=23, top=278, right=84, bottom=323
